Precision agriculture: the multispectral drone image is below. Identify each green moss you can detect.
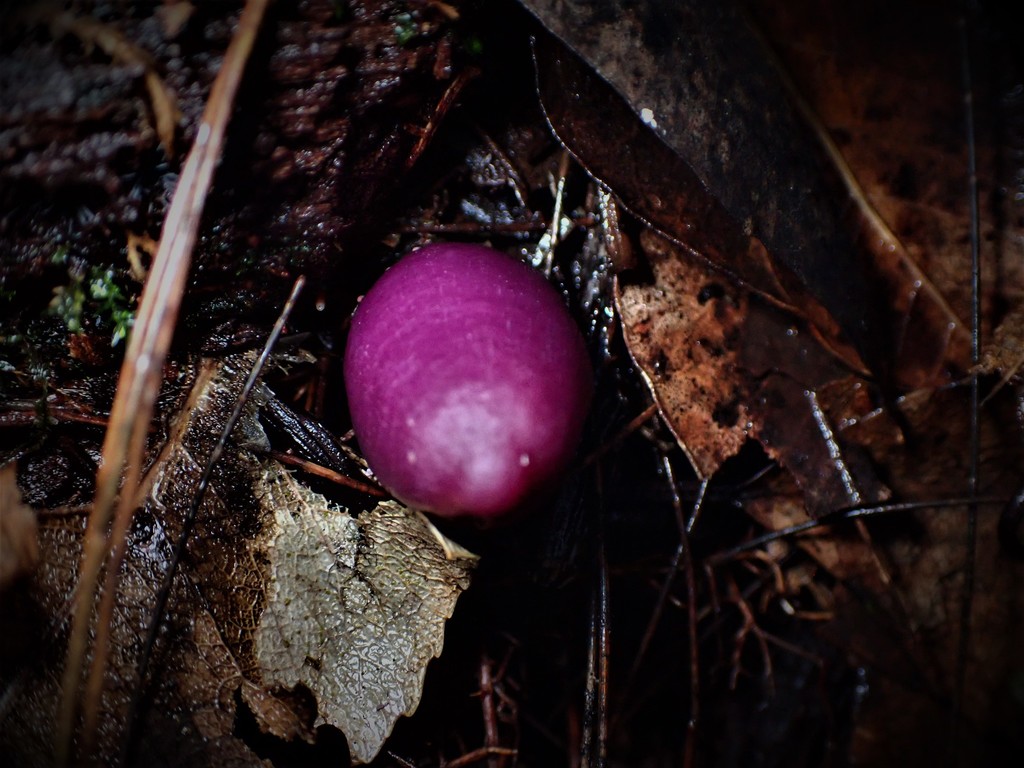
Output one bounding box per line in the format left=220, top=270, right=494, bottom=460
left=392, top=11, right=418, bottom=46
left=49, top=270, right=87, bottom=334
left=50, top=262, right=136, bottom=346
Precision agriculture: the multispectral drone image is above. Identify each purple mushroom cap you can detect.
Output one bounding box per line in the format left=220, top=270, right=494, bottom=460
left=344, top=243, right=592, bottom=520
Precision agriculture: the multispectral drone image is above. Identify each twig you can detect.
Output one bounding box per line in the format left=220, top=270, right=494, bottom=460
left=706, top=497, right=1005, bottom=566
left=57, top=0, right=272, bottom=761
left=671, top=461, right=701, bottom=768
left=443, top=747, right=518, bottom=768
left=386, top=751, right=418, bottom=768
left=727, top=575, right=774, bottom=694
left=580, top=402, right=659, bottom=469
left=611, top=469, right=706, bottom=743
left=581, top=480, right=609, bottom=768
left=953, top=10, right=982, bottom=764
left=478, top=654, right=501, bottom=768
left=268, top=450, right=387, bottom=497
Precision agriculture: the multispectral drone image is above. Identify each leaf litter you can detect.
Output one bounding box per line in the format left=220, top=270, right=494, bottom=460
left=2, top=350, right=475, bottom=765
left=2, top=0, right=1023, bottom=765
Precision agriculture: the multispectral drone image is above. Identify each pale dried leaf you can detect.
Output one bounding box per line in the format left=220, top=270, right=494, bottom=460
left=253, top=466, right=475, bottom=764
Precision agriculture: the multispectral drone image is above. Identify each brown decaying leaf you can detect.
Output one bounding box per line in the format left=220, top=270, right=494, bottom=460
left=526, top=0, right=972, bottom=388
left=614, top=232, right=751, bottom=479
left=616, top=228, right=889, bottom=516
left=0, top=464, right=39, bottom=590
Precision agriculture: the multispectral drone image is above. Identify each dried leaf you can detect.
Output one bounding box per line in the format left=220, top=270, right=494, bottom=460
left=253, top=466, right=474, bottom=764
left=2, top=351, right=474, bottom=765
left=527, top=0, right=881, bottom=374
left=617, top=229, right=888, bottom=514
left=153, top=355, right=476, bottom=762
left=614, top=233, right=751, bottom=478
left=0, top=463, right=39, bottom=590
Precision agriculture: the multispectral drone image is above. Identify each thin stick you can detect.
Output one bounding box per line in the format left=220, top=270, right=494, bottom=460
left=268, top=450, right=387, bottom=497
left=611, top=471, right=706, bottom=734
left=953, top=10, right=982, bottom=763
left=706, top=497, right=1004, bottom=566
left=677, top=482, right=700, bottom=768
left=581, top=478, right=609, bottom=768
left=57, top=0, right=272, bottom=760
left=580, top=403, right=659, bottom=469
left=444, top=747, right=518, bottom=768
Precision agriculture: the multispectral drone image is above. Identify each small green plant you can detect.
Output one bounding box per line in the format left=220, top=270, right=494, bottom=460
left=392, top=11, right=418, bottom=46
left=50, top=261, right=136, bottom=346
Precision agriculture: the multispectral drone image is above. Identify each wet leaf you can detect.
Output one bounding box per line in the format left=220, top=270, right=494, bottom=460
left=524, top=0, right=971, bottom=387
left=525, top=0, right=879, bottom=370
left=616, top=229, right=888, bottom=515
left=253, top=470, right=474, bottom=764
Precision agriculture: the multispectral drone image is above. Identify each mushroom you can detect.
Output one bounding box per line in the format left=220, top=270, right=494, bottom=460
left=344, top=243, right=592, bottom=520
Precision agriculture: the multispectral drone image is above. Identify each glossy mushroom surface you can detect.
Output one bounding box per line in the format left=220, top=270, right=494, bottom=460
left=344, top=243, right=592, bottom=520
